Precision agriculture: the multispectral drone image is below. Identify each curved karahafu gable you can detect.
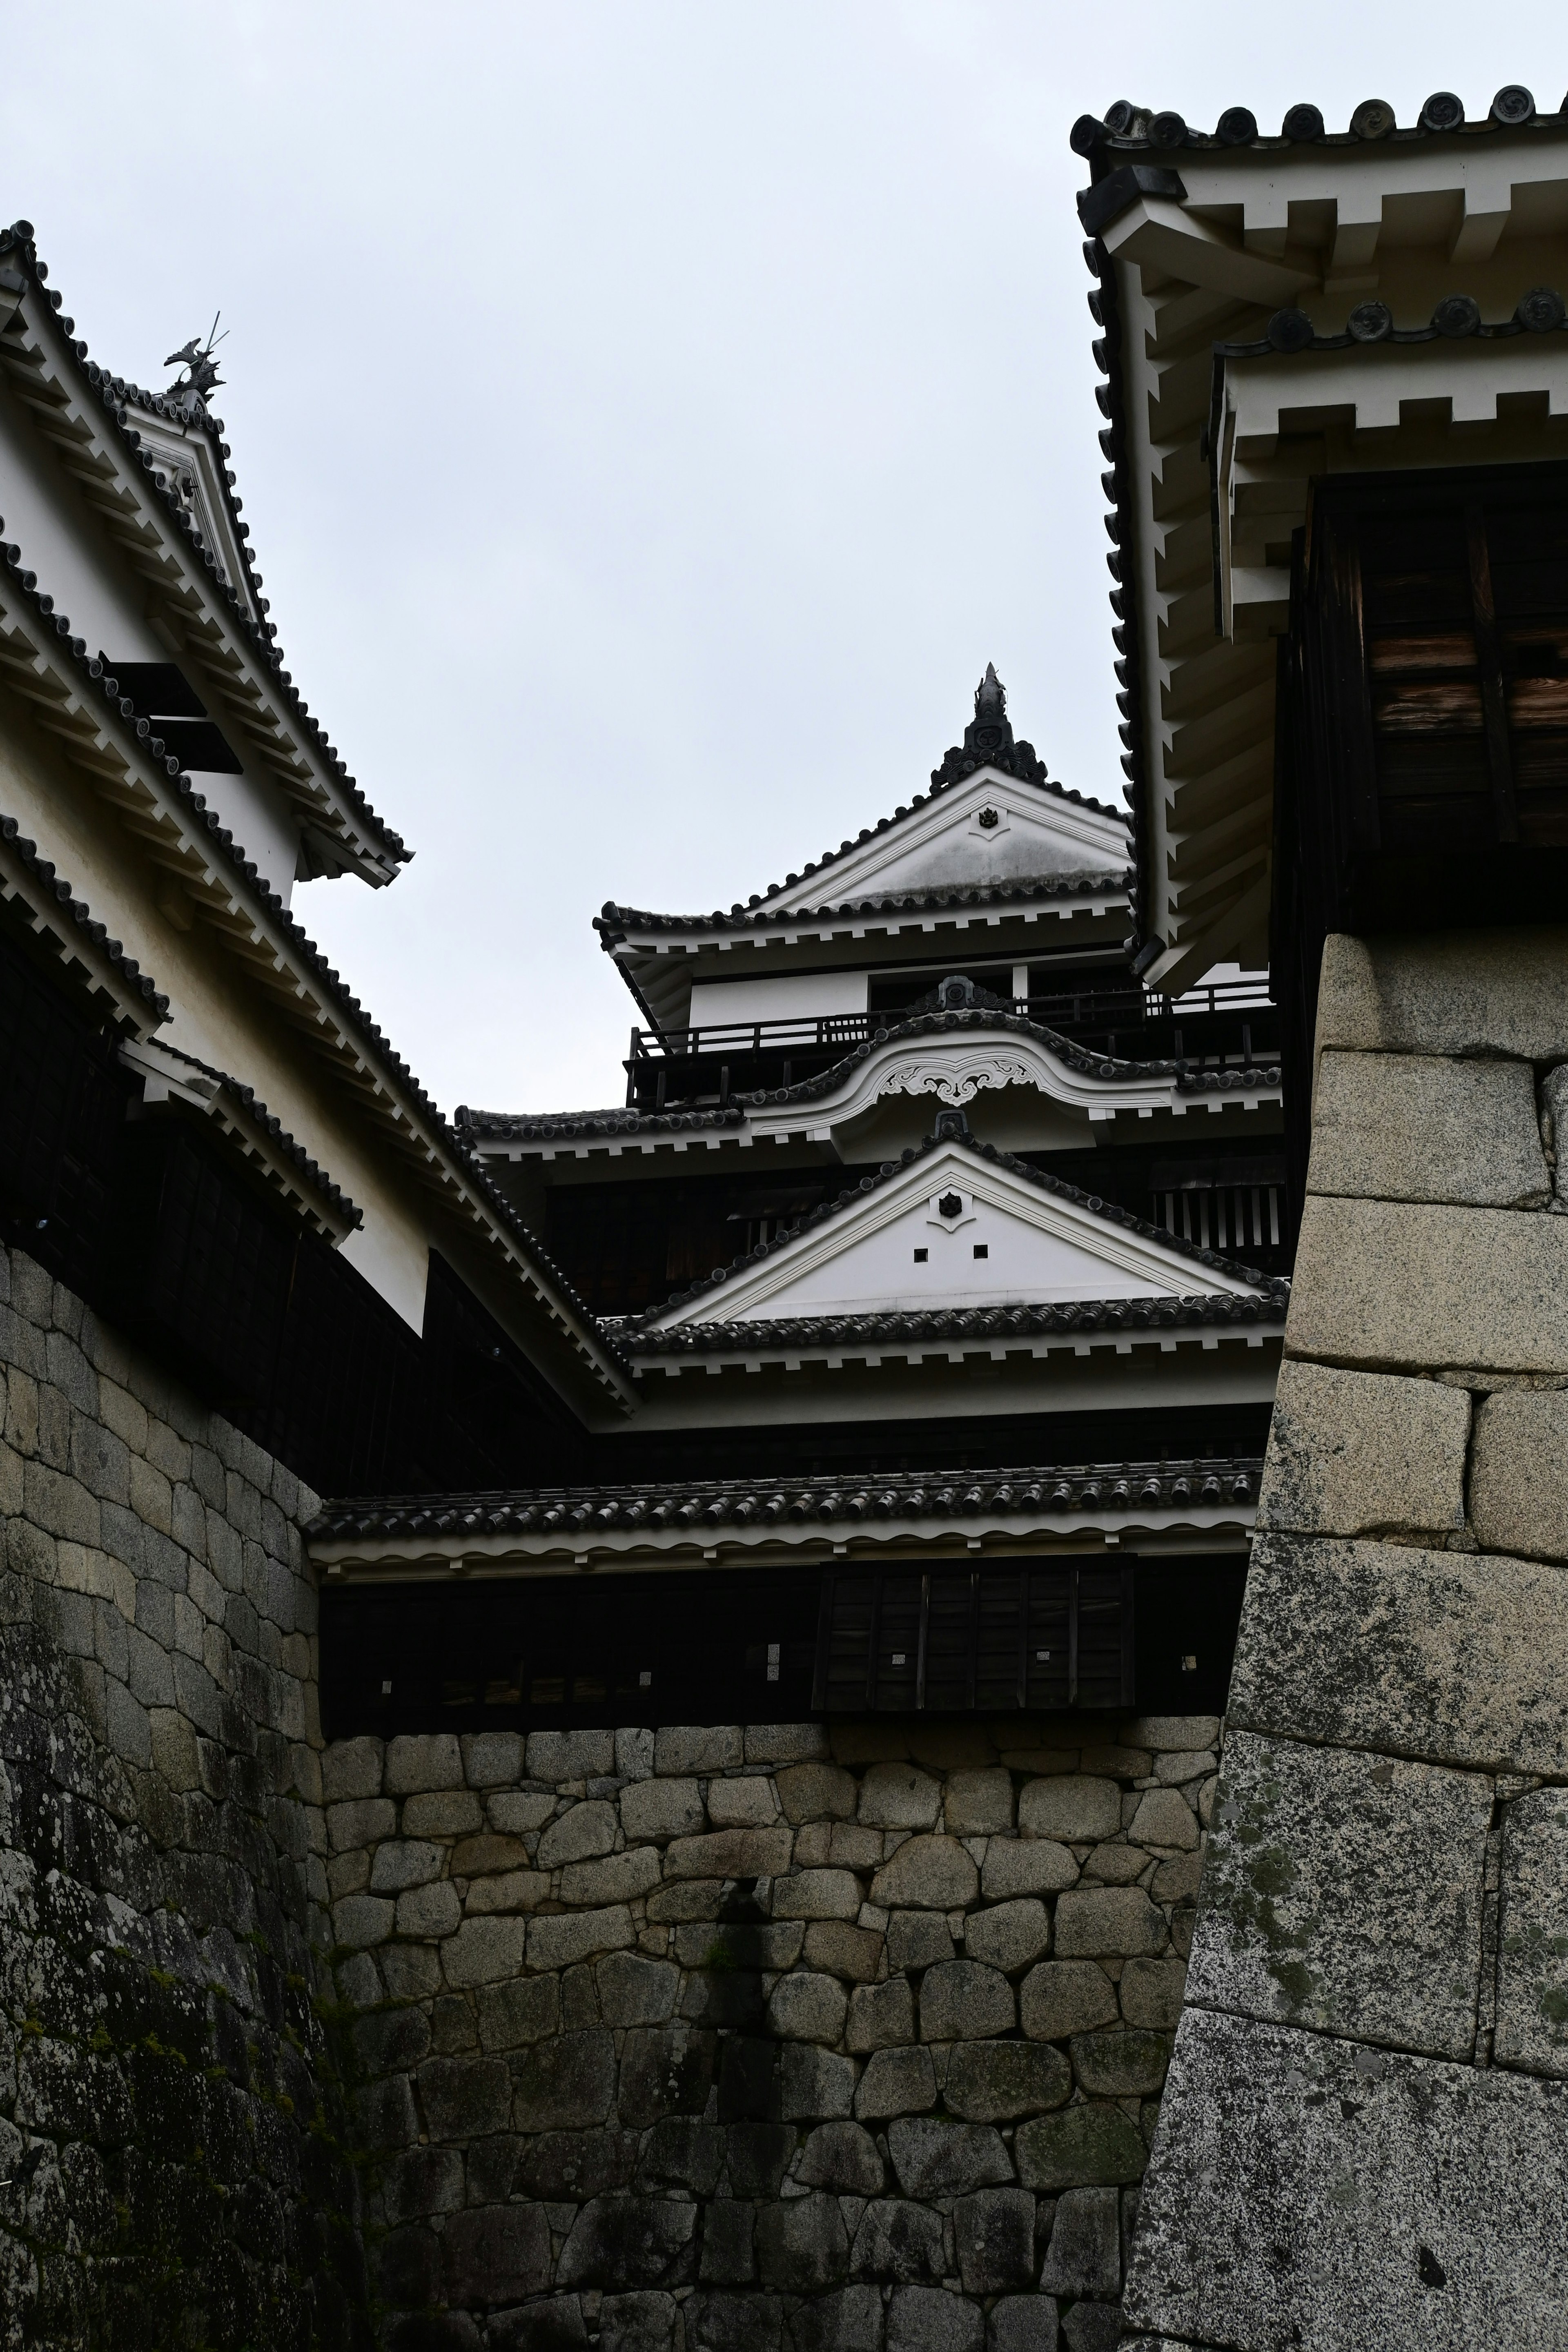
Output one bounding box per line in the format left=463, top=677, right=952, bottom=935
left=638, top=1125, right=1280, bottom=1332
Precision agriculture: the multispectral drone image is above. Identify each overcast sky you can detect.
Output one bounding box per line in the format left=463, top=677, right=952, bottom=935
left=7, top=5, right=1566, bottom=1113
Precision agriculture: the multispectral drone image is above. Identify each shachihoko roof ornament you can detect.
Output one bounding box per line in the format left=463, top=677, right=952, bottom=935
left=931, top=662, right=1050, bottom=791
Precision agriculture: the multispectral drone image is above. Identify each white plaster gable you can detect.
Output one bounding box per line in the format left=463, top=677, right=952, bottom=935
left=648, top=1139, right=1258, bottom=1328
left=758, top=770, right=1128, bottom=912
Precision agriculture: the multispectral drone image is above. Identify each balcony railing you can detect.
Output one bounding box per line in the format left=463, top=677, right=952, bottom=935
left=624, top=979, right=1278, bottom=1110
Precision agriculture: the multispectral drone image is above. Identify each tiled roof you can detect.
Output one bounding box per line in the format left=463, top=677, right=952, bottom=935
left=307, top=1454, right=1263, bottom=1539
left=0, top=814, right=169, bottom=1020
left=1070, top=87, right=1562, bottom=160
left=737, top=1002, right=1279, bottom=1104
left=595, top=869, right=1131, bottom=941
left=151, top=1042, right=362, bottom=1226
left=459, top=1103, right=747, bottom=1142
left=733, top=670, right=1124, bottom=914
left=1216, top=289, right=1568, bottom=356
left=0, top=220, right=409, bottom=870
left=626, top=1126, right=1289, bottom=1330
left=0, top=535, right=627, bottom=1391
left=1071, top=99, right=1568, bottom=960
left=457, top=1006, right=1281, bottom=1147
left=610, top=1292, right=1287, bottom=1359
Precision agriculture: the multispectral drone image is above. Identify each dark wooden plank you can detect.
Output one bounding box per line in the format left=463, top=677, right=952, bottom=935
left=1466, top=499, right=1520, bottom=843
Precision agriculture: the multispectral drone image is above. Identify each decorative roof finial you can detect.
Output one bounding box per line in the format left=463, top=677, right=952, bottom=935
left=930, top=663, right=1047, bottom=791
left=164, top=312, right=228, bottom=413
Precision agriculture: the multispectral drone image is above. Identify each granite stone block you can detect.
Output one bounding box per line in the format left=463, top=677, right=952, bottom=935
left=1069, top=2029, right=1169, bottom=2098
left=1015, top=2105, right=1147, bottom=2190
left=855, top=2045, right=937, bottom=2122
left=798, top=2120, right=885, bottom=2195
left=803, top=1919, right=883, bottom=1981
left=886, top=2285, right=984, bottom=2352
left=655, top=1726, right=742, bottom=1775
left=530, top=1730, right=616, bottom=1781
left=986, top=2295, right=1059, bottom=2352
left=618, top=2025, right=717, bottom=2128
left=1232, top=1533, right=1568, bottom=1776
left=385, top=1734, right=463, bottom=1796
left=1257, top=1359, right=1470, bottom=1539
left=1118, top=1957, right=1187, bottom=2032
left=851, top=1976, right=912, bottom=2051
left=981, top=1840, right=1078, bottom=1901
left=849, top=2198, right=945, bottom=2283
left=1126, top=2005, right=1568, bottom=2350
left=920, top=1959, right=1014, bottom=2042
left=1053, top=1888, right=1165, bottom=1960
left=944, top=2038, right=1071, bottom=2121
left=964, top=1898, right=1051, bottom=1974
left=538, top=1800, right=618, bottom=1868
left=886, top=2117, right=1012, bottom=2198
left=1497, top=1786, right=1568, bottom=2078
left=772, top=1868, right=863, bottom=1922
left=601, top=2292, right=679, bottom=2352
left=557, top=2196, right=697, bottom=2288
left=1314, top=925, right=1568, bottom=1062
left=526, top=1907, right=635, bottom=1969
left=954, top=2186, right=1038, bottom=2294
left=596, top=1951, right=679, bottom=2027
left=1189, top=1729, right=1489, bottom=2058
left=788, top=2287, right=885, bottom=2352
left=664, top=1824, right=793, bottom=1881
left=700, top=2201, right=757, bottom=2286
left=780, top=2042, right=858, bottom=2120
left=776, top=1762, right=858, bottom=1823
left=755, top=2193, right=850, bottom=2292
left=945, top=1768, right=1015, bottom=1834
left=443, top=2203, right=552, bottom=2306
left=1038, top=2185, right=1120, bottom=2299
left=1019, top=1963, right=1121, bottom=2042
left=1470, top=1388, right=1568, bottom=1563
left=621, top=1777, right=705, bottom=1842
left=858, top=1764, right=944, bottom=1829
left=768, top=1970, right=849, bottom=2045
left=1018, top=1777, right=1120, bottom=1842
left=869, top=1835, right=978, bottom=1911
left=1290, top=1194, right=1568, bottom=1373
left=1308, top=1049, right=1549, bottom=1207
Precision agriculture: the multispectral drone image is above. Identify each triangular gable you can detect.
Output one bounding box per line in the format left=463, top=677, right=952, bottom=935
left=647, top=1137, right=1261, bottom=1329
left=759, top=766, right=1127, bottom=914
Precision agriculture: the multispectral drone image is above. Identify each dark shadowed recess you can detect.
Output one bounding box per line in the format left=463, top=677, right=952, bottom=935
left=319, top=1554, right=1246, bottom=1737
left=0, top=893, right=590, bottom=1496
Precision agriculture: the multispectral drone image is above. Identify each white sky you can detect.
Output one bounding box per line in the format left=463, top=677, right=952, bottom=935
left=6, top=5, right=1566, bottom=1114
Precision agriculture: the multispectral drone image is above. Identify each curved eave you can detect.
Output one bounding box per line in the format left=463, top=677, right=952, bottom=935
left=313, top=1501, right=1254, bottom=1577
left=1074, top=111, right=1568, bottom=992
left=0, top=541, right=633, bottom=1409
left=0, top=225, right=408, bottom=884
left=621, top=1310, right=1287, bottom=1376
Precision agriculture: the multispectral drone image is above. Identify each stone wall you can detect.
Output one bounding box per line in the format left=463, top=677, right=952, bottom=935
left=323, top=1710, right=1221, bottom=2352
left=1123, top=929, right=1568, bottom=2352
left=0, top=1243, right=366, bottom=2350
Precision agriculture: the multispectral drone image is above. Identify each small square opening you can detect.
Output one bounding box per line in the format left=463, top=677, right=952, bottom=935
left=913, top=1247, right=928, bottom=1262
left=973, top=1243, right=988, bottom=1259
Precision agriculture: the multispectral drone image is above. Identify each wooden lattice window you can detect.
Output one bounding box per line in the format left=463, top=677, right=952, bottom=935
left=812, top=1562, right=1135, bottom=1713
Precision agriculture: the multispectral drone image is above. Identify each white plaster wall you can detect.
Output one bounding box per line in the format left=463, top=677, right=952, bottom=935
left=687, top=971, right=869, bottom=1027
left=0, top=711, right=433, bottom=1332
left=0, top=380, right=301, bottom=903
left=719, top=1183, right=1207, bottom=1318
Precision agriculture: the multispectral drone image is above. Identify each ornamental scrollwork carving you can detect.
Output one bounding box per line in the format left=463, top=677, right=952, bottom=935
left=875, top=1052, right=1036, bottom=1107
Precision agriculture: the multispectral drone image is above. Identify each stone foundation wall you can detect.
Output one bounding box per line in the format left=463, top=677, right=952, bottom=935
left=0, top=1244, right=365, bottom=2350
left=1124, top=929, right=1568, bottom=2352
left=323, top=1709, right=1221, bottom=2352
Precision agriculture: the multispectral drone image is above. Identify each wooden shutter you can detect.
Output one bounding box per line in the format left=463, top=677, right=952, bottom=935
left=812, top=1562, right=1135, bottom=1714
